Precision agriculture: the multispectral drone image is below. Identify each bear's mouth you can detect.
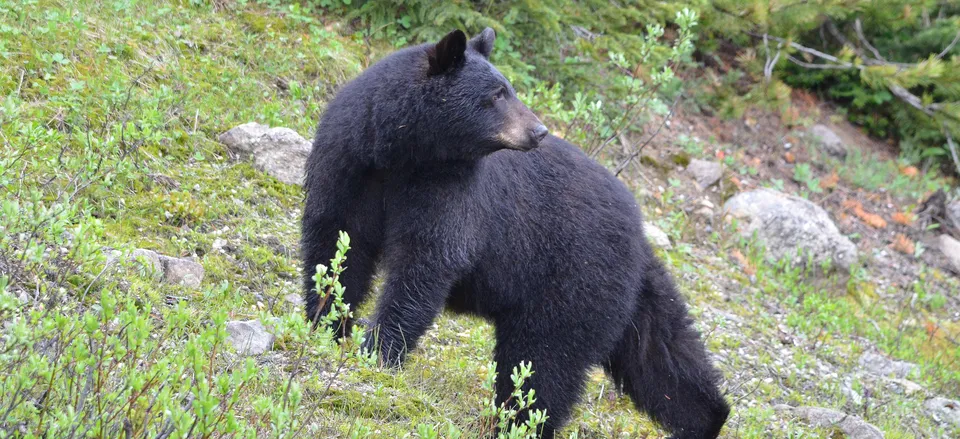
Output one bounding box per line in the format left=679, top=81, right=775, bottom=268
left=496, top=130, right=546, bottom=152
left=503, top=143, right=539, bottom=152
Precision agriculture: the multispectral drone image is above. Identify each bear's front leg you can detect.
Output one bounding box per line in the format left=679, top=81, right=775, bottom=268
left=362, top=263, right=457, bottom=367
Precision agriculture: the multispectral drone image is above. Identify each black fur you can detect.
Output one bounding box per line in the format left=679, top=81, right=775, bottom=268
left=302, top=28, right=729, bottom=438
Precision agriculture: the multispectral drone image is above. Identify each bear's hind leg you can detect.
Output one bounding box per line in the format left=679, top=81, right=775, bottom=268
left=604, top=261, right=729, bottom=439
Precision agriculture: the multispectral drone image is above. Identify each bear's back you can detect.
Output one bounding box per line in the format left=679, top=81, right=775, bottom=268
left=474, top=135, right=647, bottom=287
left=483, top=135, right=643, bottom=234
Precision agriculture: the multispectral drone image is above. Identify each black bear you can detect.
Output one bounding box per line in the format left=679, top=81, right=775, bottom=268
left=301, top=28, right=729, bottom=439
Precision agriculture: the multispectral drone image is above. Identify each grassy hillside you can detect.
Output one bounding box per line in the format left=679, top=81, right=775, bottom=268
left=1, top=1, right=959, bottom=438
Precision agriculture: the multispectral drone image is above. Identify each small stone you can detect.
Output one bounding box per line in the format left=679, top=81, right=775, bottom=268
left=859, top=352, right=917, bottom=379
left=774, top=405, right=883, bottom=439
left=695, top=207, right=714, bottom=217
left=884, top=378, right=923, bottom=395
left=212, top=238, right=228, bottom=252
left=809, top=124, right=848, bottom=158
left=925, top=397, right=960, bottom=426
left=936, top=234, right=960, bottom=274
left=129, top=249, right=163, bottom=277
left=103, top=249, right=124, bottom=268
left=947, top=201, right=960, bottom=231
left=158, top=255, right=204, bottom=288
left=686, top=159, right=723, bottom=190
left=225, top=320, right=275, bottom=355
left=643, top=223, right=672, bottom=249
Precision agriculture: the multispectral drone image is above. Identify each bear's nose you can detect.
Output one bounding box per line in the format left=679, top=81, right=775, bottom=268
left=532, top=125, right=548, bottom=143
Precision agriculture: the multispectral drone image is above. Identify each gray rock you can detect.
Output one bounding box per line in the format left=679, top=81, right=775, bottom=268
left=695, top=207, right=714, bottom=218
left=810, top=124, right=848, bottom=158
left=129, top=249, right=163, bottom=277
left=775, top=405, right=883, bottom=439
left=924, top=397, right=960, bottom=426
left=219, top=122, right=311, bottom=186
left=723, top=189, right=858, bottom=271
left=225, top=320, right=275, bottom=355
left=218, top=122, right=270, bottom=153
left=936, top=234, right=960, bottom=273
left=947, top=201, right=960, bottom=231
left=686, top=159, right=723, bottom=190
left=158, top=255, right=204, bottom=288
left=104, top=248, right=123, bottom=265
left=643, top=223, right=672, bottom=249
left=859, top=352, right=917, bottom=379
left=884, top=378, right=923, bottom=395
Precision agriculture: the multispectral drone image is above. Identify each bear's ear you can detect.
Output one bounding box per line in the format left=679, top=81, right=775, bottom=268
left=469, top=27, right=496, bottom=59
left=427, top=29, right=467, bottom=75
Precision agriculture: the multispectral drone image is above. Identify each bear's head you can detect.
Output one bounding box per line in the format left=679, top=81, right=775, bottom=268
left=420, top=28, right=548, bottom=158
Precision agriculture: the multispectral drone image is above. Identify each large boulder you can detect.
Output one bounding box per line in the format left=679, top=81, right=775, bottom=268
left=809, top=124, right=848, bottom=159
left=219, top=122, right=311, bottom=186
left=723, top=189, right=858, bottom=271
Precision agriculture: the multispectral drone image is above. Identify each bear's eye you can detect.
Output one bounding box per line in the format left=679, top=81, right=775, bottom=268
left=492, top=87, right=507, bottom=101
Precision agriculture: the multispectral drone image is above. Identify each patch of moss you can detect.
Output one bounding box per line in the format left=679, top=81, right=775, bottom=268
left=670, top=151, right=691, bottom=167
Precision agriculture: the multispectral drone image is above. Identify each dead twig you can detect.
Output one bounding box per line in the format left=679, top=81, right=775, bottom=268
left=936, top=31, right=960, bottom=60
left=854, top=18, right=886, bottom=62
left=762, top=34, right=783, bottom=81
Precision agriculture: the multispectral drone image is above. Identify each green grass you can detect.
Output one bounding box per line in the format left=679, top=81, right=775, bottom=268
left=2, top=0, right=959, bottom=438
left=838, top=149, right=945, bottom=201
